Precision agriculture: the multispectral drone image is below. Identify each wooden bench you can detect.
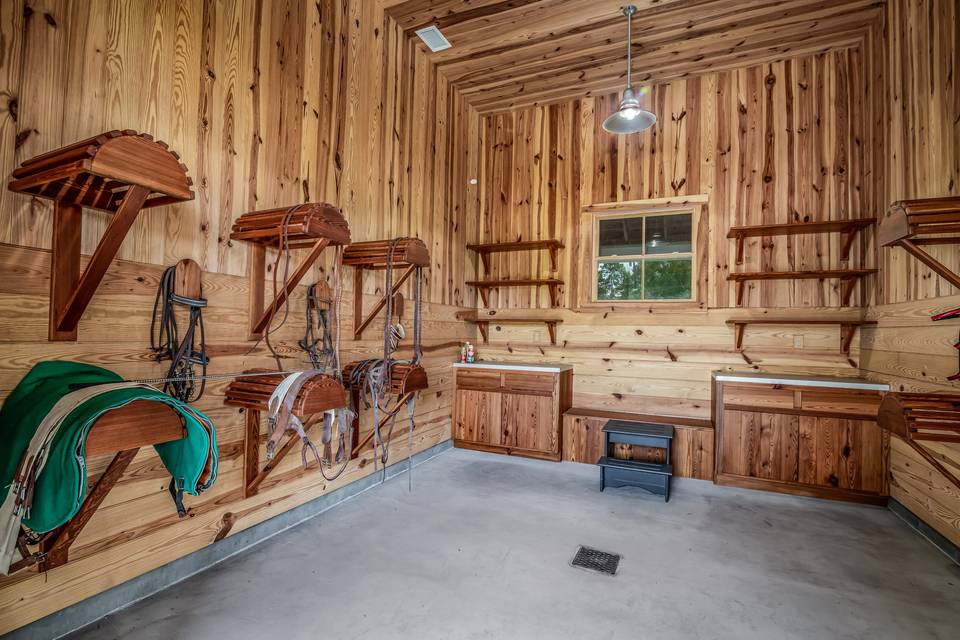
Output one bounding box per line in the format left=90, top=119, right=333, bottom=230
left=562, top=408, right=714, bottom=480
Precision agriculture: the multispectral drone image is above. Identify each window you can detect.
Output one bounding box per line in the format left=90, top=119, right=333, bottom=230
left=593, top=211, right=695, bottom=301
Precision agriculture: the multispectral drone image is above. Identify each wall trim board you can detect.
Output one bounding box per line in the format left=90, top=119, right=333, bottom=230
left=888, top=498, right=960, bottom=567
left=3, top=440, right=453, bottom=640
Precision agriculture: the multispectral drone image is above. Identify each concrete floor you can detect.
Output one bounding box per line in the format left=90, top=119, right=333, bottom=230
left=73, top=448, right=960, bottom=640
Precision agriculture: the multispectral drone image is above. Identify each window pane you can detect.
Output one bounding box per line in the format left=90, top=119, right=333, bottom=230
left=597, top=260, right=643, bottom=300
left=643, top=258, right=693, bottom=299
left=598, top=217, right=644, bottom=257
left=645, top=213, right=692, bottom=254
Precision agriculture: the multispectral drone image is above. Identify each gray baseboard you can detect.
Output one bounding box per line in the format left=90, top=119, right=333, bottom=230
left=3, top=440, right=453, bottom=640
left=888, top=497, right=960, bottom=566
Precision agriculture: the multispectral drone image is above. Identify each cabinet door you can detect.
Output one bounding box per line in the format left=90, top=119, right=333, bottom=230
left=501, top=393, right=557, bottom=454
left=720, top=410, right=799, bottom=482
left=798, top=417, right=886, bottom=493
left=454, top=389, right=502, bottom=446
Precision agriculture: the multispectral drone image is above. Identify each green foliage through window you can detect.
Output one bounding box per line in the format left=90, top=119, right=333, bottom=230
left=597, top=261, right=643, bottom=300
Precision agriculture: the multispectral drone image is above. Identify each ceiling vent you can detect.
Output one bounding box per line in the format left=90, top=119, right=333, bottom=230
left=415, top=25, right=452, bottom=52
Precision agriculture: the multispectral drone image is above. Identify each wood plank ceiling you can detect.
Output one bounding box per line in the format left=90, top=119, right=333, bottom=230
left=386, top=0, right=885, bottom=114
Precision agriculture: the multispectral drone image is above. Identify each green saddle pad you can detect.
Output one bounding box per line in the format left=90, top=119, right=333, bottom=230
left=0, top=361, right=218, bottom=533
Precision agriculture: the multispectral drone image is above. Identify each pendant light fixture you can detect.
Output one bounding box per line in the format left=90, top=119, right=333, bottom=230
left=602, top=5, right=657, bottom=135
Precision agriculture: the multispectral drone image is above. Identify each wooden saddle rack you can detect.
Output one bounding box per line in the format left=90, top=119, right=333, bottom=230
left=230, top=203, right=351, bottom=339
left=341, top=362, right=429, bottom=459
left=224, top=371, right=348, bottom=498
left=7, top=130, right=194, bottom=341
left=13, top=402, right=186, bottom=573
left=879, top=197, right=960, bottom=290
left=343, top=238, right=430, bottom=340
left=878, top=392, right=960, bottom=491
left=341, top=238, right=430, bottom=460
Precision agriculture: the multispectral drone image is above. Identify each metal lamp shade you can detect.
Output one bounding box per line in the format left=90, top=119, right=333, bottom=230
left=602, top=88, right=657, bottom=134
left=603, top=89, right=657, bottom=134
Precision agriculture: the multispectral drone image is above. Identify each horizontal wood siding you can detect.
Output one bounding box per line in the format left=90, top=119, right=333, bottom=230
left=0, top=0, right=480, bottom=633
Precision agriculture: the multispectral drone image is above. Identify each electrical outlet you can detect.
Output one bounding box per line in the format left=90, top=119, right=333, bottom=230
left=793, top=334, right=804, bottom=349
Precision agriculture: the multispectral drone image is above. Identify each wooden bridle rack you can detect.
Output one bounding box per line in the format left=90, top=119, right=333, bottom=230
left=878, top=392, right=960, bottom=491
left=341, top=362, right=429, bottom=459
left=13, top=402, right=185, bottom=574
left=7, top=130, right=194, bottom=341
left=879, top=197, right=960, bottom=290
left=230, top=203, right=351, bottom=339
left=224, top=371, right=348, bottom=498
left=342, top=238, right=430, bottom=340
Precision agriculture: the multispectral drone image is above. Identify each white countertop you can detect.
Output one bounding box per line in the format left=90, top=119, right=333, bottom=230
left=713, top=371, right=889, bottom=391
left=452, top=361, right=573, bottom=373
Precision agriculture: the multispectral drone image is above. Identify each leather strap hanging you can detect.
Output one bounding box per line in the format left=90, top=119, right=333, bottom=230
left=150, top=259, right=208, bottom=402
left=299, top=282, right=336, bottom=372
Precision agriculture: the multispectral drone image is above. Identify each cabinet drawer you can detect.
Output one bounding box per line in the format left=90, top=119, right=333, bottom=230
left=722, top=383, right=795, bottom=410
left=456, top=370, right=502, bottom=392
left=502, top=372, right=554, bottom=396
left=799, top=389, right=881, bottom=418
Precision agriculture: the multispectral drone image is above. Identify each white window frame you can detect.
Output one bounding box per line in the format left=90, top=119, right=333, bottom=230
left=586, top=203, right=702, bottom=305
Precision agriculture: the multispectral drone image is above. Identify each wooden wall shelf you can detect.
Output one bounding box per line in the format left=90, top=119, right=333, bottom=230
left=466, top=239, right=564, bottom=273
left=727, top=269, right=878, bottom=306
left=229, top=203, right=350, bottom=339
left=343, top=238, right=429, bottom=339
left=12, top=401, right=187, bottom=574
left=727, top=219, right=875, bottom=265
left=878, top=392, right=960, bottom=491
left=466, top=278, right=563, bottom=307
left=224, top=370, right=348, bottom=498
left=726, top=319, right=877, bottom=355
left=879, top=197, right=960, bottom=290
left=457, top=311, right=562, bottom=345
left=7, top=130, right=195, bottom=341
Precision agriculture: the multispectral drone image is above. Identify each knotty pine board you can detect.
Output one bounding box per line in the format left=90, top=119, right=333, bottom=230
left=386, top=0, right=883, bottom=115
left=0, top=0, right=482, bottom=308
left=859, top=0, right=960, bottom=545
left=0, top=0, right=480, bottom=631
left=473, top=49, right=881, bottom=311
left=470, top=305, right=870, bottom=419
left=879, top=0, right=959, bottom=304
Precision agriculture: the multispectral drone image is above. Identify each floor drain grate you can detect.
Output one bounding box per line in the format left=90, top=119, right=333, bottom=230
left=571, top=545, right=620, bottom=575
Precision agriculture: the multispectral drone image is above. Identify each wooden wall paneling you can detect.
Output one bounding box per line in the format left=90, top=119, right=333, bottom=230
left=880, top=0, right=959, bottom=304
left=857, top=0, right=960, bottom=549
left=470, top=48, right=881, bottom=419
left=0, top=0, right=484, bottom=633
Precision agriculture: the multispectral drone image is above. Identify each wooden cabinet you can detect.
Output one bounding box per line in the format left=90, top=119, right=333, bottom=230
left=714, top=373, right=889, bottom=504
left=453, top=389, right=502, bottom=447
left=561, top=409, right=715, bottom=480
left=453, top=366, right=572, bottom=461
